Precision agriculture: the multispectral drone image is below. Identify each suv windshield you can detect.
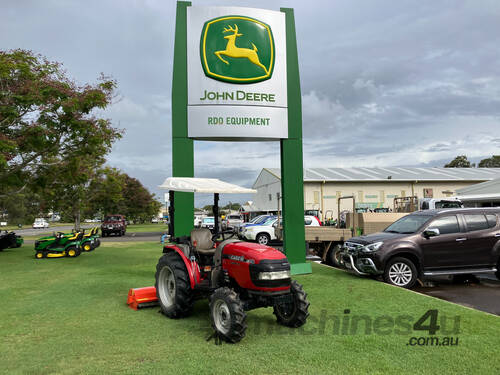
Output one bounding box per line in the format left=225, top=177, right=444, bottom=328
left=105, top=216, right=122, bottom=221
left=435, top=201, right=462, bottom=209
left=384, top=215, right=431, bottom=234
left=262, top=217, right=277, bottom=226
left=203, top=217, right=214, bottom=224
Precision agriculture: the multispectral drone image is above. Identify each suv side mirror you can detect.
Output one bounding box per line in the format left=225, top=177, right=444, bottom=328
left=423, top=228, right=440, bottom=238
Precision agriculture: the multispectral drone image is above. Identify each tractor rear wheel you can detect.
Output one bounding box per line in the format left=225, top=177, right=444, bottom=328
left=209, top=287, right=247, bottom=343
left=155, top=252, right=194, bottom=318
left=273, top=280, right=310, bottom=328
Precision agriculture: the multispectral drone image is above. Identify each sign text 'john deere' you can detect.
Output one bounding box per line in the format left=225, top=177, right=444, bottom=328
left=187, top=6, right=287, bottom=140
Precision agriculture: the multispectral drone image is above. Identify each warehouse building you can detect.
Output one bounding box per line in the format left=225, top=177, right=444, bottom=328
left=250, top=167, right=500, bottom=220
left=455, top=177, right=500, bottom=207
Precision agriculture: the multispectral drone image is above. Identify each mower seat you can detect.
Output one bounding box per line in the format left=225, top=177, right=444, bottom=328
left=190, top=228, right=215, bottom=255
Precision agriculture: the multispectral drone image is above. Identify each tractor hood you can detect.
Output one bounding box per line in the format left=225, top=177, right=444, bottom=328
left=222, top=242, right=287, bottom=263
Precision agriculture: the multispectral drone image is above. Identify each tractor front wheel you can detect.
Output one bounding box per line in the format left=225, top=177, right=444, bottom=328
left=209, top=287, right=247, bottom=343
left=82, top=242, right=92, bottom=252
left=35, top=251, right=45, bottom=259
left=155, top=252, right=194, bottom=318
left=273, top=280, right=310, bottom=328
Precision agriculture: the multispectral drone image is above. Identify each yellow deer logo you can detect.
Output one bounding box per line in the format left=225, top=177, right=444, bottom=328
left=214, top=24, right=269, bottom=75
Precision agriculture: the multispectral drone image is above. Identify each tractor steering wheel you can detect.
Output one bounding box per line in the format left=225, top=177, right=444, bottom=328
left=211, top=229, right=236, bottom=243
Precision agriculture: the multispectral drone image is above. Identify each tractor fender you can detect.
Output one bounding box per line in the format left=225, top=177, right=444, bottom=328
left=162, top=245, right=200, bottom=288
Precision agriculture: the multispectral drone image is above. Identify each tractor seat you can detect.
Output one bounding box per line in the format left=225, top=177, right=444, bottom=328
left=190, top=228, right=215, bottom=255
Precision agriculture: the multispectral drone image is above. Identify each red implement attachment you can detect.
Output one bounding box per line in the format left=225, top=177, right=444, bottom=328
left=127, top=286, right=158, bottom=310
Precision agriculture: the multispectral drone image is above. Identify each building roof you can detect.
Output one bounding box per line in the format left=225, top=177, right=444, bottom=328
left=456, top=177, right=500, bottom=195
left=263, top=167, right=500, bottom=182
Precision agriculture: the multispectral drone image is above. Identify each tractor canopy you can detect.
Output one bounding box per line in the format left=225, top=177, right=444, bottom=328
left=159, top=177, right=256, bottom=194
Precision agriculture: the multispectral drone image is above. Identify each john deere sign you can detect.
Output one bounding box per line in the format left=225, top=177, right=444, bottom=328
left=200, top=16, right=275, bottom=84
left=172, top=2, right=310, bottom=275
left=187, top=6, right=288, bottom=140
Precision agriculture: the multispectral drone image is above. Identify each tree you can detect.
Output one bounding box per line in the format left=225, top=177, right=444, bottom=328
left=444, top=155, right=473, bottom=168
left=478, top=155, right=500, bottom=168
left=84, top=168, right=161, bottom=224
left=0, top=49, right=122, bottom=197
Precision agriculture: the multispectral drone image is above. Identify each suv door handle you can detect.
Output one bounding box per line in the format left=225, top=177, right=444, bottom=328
left=455, top=238, right=467, bottom=242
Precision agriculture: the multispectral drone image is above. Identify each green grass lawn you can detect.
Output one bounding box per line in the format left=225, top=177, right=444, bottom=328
left=126, top=223, right=168, bottom=233
left=0, top=242, right=498, bottom=374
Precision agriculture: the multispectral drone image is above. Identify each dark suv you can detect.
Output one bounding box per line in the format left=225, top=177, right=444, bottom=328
left=101, top=214, right=127, bottom=237
left=337, top=208, right=500, bottom=288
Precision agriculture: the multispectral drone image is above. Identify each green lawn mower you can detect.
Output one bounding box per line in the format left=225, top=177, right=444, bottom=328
left=34, top=231, right=84, bottom=259
left=0, top=231, right=23, bottom=251
left=81, top=227, right=101, bottom=252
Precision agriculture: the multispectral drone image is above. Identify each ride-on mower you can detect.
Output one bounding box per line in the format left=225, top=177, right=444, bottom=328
left=34, top=231, right=84, bottom=259
left=153, top=178, right=310, bottom=343
left=0, top=231, right=23, bottom=251
left=81, top=227, right=101, bottom=252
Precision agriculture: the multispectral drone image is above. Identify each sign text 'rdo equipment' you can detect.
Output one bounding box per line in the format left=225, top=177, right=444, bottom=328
left=171, top=2, right=310, bottom=274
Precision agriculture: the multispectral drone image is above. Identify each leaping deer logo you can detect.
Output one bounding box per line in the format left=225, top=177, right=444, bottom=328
left=214, top=24, right=269, bottom=75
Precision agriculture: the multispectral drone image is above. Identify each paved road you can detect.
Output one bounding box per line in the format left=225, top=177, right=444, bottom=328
left=320, top=262, right=500, bottom=316
left=10, top=224, right=95, bottom=237
left=413, top=275, right=500, bottom=316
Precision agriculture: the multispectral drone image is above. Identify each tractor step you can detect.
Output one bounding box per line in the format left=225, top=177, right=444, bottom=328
left=127, top=287, right=159, bottom=310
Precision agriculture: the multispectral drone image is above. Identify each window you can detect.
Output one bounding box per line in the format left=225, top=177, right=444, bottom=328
left=268, top=194, right=272, bottom=201
left=304, top=218, right=312, bottom=225
left=384, top=215, right=431, bottom=234
left=464, top=214, right=489, bottom=232
left=421, top=201, right=429, bottom=210
left=358, top=190, right=363, bottom=203
left=401, top=190, right=406, bottom=197
left=486, top=214, right=498, bottom=228
left=379, top=190, right=385, bottom=203
left=428, top=216, right=460, bottom=235
left=423, top=188, right=433, bottom=198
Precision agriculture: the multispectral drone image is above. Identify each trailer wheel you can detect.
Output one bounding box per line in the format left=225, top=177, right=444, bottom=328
left=326, top=245, right=342, bottom=266
left=209, top=287, right=247, bottom=343
left=273, top=280, right=310, bottom=328
left=155, top=252, right=194, bottom=318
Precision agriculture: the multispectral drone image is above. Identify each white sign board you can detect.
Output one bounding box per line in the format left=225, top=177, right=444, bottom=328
left=187, top=6, right=288, bottom=140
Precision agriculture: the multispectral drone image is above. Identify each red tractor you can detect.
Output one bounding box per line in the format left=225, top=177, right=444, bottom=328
left=155, top=178, right=309, bottom=343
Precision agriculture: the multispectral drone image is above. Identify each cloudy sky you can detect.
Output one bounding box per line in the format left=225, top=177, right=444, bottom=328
left=2, top=0, right=500, bottom=206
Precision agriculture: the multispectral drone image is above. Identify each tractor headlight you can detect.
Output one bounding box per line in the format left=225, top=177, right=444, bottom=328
left=258, top=270, right=291, bottom=280
left=362, top=242, right=383, bottom=252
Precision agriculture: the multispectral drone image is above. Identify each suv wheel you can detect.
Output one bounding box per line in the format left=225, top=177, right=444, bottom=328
left=256, top=233, right=270, bottom=245
left=383, top=257, right=417, bottom=289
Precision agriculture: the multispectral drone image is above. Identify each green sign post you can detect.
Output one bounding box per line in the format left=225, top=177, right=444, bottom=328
left=171, top=2, right=310, bottom=275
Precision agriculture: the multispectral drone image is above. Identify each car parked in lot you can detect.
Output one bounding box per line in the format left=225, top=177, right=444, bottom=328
left=235, top=215, right=272, bottom=236
left=224, top=214, right=243, bottom=230
left=101, top=214, right=127, bottom=237
left=201, top=216, right=215, bottom=231
left=337, top=208, right=500, bottom=288
left=241, top=215, right=322, bottom=245
left=240, top=216, right=278, bottom=245
left=32, top=218, right=49, bottom=229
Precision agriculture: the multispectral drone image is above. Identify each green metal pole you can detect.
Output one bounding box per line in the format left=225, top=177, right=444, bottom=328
left=280, top=8, right=311, bottom=275
left=171, top=1, right=194, bottom=237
